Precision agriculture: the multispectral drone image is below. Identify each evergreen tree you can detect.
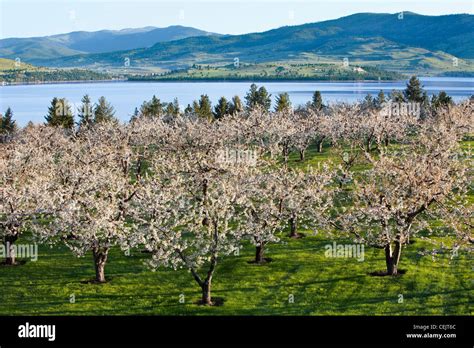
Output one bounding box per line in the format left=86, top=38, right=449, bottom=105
left=149, top=95, right=163, bottom=117
left=375, top=90, right=386, bottom=109
left=140, top=95, right=163, bottom=117
left=213, top=96, right=229, bottom=120
left=193, top=95, right=213, bottom=120
left=130, top=107, right=140, bottom=123
left=45, top=97, right=74, bottom=129
left=311, top=91, right=323, bottom=110
left=164, top=103, right=174, bottom=116
left=274, top=93, right=292, bottom=112
left=257, top=85, right=272, bottom=112
left=431, top=91, right=453, bottom=109
left=184, top=104, right=194, bottom=116
left=77, top=94, right=94, bottom=127
left=362, top=94, right=375, bottom=109
left=164, top=98, right=181, bottom=117
left=1, top=107, right=16, bottom=134
left=228, top=95, right=243, bottom=115
left=139, top=101, right=150, bottom=117
left=245, top=84, right=271, bottom=111
left=94, top=96, right=117, bottom=123
left=171, top=98, right=181, bottom=116
left=245, top=83, right=259, bottom=110
left=422, top=91, right=430, bottom=107
left=192, top=100, right=200, bottom=113
left=45, top=97, right=59, bottom=126
left=390, top=90, right=405, bottom=103
left=404, top=76, right=425, bottom=102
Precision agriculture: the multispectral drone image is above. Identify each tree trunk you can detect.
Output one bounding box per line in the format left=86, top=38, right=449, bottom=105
left=255, top=244, right=265, bottom=263
left=289, top=214, right=298, bottom=238
left=317, top=140, right=324, bottom=153
left=283, top=148, right=289, bottom=164
left=338, top=173, right=346, bottom=188
left=299, top=149, right=305, bottom=161
left=384, top=241, right=402, bottom=275
left=202, top=179, right=209, bottom=226
left=92, top=247, right=109, bottom=283
left=3, top=235, right=18, bottom=265
left=201, top=280, right=212, bottom=306
left=393, top=240, right=402, bottom=270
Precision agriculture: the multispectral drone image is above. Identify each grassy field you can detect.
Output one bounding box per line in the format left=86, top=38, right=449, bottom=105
left=129, top=61, right=403, bottom=81
left=1, top=232, right=472, bottom=315
left=0, top=58, right=114, bottom=84
left=0, top=142, right=472, bottom=316
left=0, top=58, right=42, bottom=71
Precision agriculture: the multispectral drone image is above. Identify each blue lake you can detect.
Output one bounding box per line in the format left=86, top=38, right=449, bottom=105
left=1, top=77, right=472, bottom=126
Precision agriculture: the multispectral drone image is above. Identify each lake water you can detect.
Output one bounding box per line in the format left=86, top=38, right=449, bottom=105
left=1, top=77, right=472, bottom=126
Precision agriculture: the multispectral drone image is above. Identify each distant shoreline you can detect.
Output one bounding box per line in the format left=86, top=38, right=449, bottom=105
left=2, top=75, right=473, bottom=87
left=127, top=77, right=403, bottom=83
left=1, top=79, right=128, bottom=87
left=1, top=77, right=405, bottom=87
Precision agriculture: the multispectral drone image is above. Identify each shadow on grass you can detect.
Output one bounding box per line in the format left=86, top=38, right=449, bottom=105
left=369, top=269, right=407, bottom=277
left=0, top=260, right=27, bottom=266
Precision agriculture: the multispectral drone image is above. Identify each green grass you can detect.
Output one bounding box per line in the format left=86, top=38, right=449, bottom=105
left=0, top=57, right=115, bottom=84
left=1, top=141, right=472, bottom=316
left=1, top=233, right=472, bottom=315
left=0, top=58, right=40, bottom=71
left=129, top=61, right=403, bottom=81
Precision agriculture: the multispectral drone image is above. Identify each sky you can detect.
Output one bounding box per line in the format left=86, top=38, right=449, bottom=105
left=0, top=0, right=473, bottom=39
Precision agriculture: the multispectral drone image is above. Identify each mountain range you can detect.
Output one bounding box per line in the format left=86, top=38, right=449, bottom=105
left=0, top=26, right=216, bottom=61
left=1, top=12, right=473, bottom=76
